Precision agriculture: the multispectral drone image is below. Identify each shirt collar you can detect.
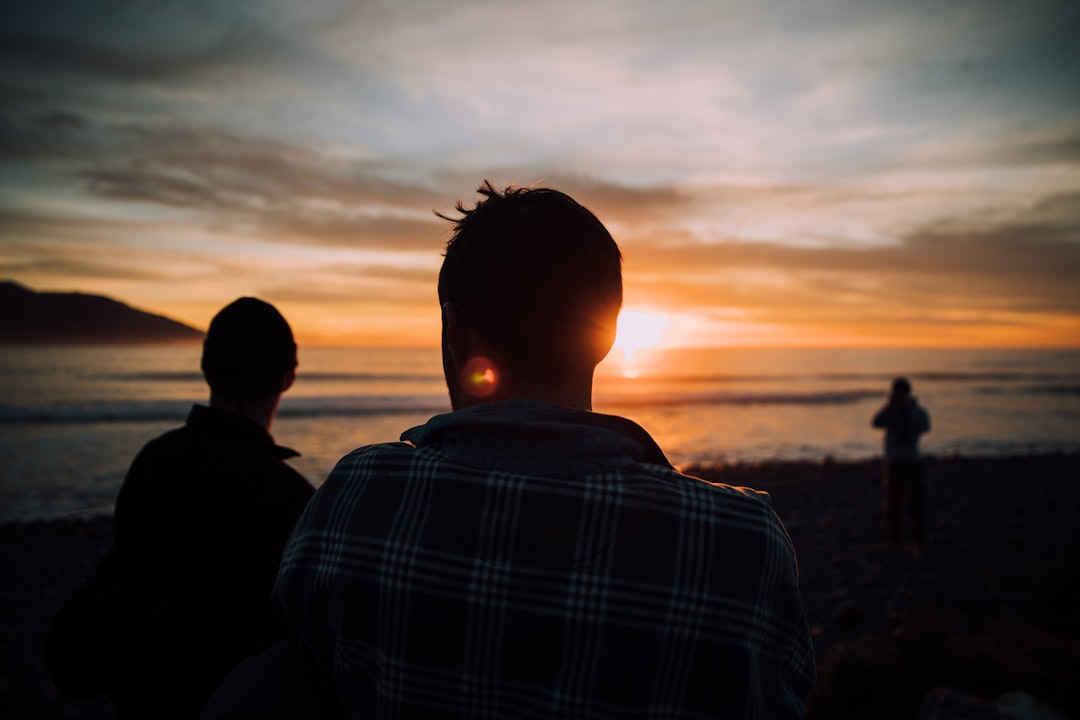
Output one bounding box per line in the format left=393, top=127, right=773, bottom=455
left=402, top=400, right=672, bottom=477
left=186, top=404, right=300, bottom=459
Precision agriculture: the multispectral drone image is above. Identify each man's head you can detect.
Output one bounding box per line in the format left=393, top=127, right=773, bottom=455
left=890, top=377, right=912, bottom=400
left=201, top=297, right=297, bottom=403
left=438, top=182, right=623, bottom=407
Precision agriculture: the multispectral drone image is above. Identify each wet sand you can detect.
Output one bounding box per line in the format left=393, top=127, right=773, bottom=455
left=4, top=453, right=1079, bottom=719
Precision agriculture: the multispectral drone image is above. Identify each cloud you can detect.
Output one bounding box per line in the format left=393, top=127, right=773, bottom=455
left=0, top=254, right=165, bottom=284
left=0, top=112, right=452, bottom=251
left=0, top=28, right=213, bottom=82
left=624, top=192, right=1080, bottom=335
left=901, top=120, right=1080, bottom=171
left=75, top=120, right=443, bottom=206
left=0, top=1, right=349, bottom=84
left=2, top=112, right=700, bottom=254
left=0, top=229, right=196, bottom=286
left=432, top=170, right=693, bottom=229
left=982, top=125, right=1080, bottom=167
left=257, top=266, right=438, bottom=308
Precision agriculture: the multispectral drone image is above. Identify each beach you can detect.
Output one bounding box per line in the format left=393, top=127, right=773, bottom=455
left=4, top=453, right=1079, bottom=719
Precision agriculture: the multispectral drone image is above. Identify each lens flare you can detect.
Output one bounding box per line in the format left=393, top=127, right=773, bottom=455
left=461, top=356, right=499, bottom=398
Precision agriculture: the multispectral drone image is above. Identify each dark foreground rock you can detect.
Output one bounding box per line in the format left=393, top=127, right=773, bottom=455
left=692, top=453, right=1080, bottom=720
left=1, top=517, right=116, bottom=719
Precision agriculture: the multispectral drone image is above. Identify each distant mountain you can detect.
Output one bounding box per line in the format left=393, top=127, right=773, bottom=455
left=0, top=280, right=204, bottom=345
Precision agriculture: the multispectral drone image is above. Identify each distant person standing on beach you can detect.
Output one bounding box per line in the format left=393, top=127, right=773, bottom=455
left=872, top=377, right=931, bottom=555
left=46, top=298, right=315, bottom=719
left=272, top=183, right=815, bottom=718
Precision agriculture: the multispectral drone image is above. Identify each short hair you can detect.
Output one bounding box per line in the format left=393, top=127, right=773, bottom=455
left=891, top=377, right=912, bottom=398
left=201, top=297, right=297, bottom=401
left=437, top=182, right=623, bottom=377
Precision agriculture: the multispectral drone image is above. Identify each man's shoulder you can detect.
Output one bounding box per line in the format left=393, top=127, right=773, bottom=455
left=318, top=441, right=419, bottom=487
left=639, top=465, right=777, bottom=518
left=132, top=419, right=307, bottom=485
left=338, top=440, right=419, bottom=465
left=635, top=462, right=771, bottom=498
left=613, top=468, right=796, bottom=556
left=130, top=424, right=197, bottom=464
left=139, top=413, right=240, bottom=454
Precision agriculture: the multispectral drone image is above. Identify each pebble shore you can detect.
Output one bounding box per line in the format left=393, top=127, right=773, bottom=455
left=690, top=454, right=1080, bottom=656
left=4, top=453, right=1079, bottom=719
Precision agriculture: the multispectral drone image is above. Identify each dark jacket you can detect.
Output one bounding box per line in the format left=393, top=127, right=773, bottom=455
left=872, top=397, right=931, bottom=463
left=47, top=405, right=314, bottom=719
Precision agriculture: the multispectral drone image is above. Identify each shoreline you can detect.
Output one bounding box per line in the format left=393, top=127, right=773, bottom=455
left=5, top=452, right=1080, bottom=718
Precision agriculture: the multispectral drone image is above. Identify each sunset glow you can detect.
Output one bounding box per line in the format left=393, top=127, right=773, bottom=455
left=613, top=311, right=671, bottom=365
left=2, top=1, right=1077, bottom=348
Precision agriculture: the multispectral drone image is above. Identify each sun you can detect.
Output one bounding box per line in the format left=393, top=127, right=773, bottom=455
left=612, top=310, right=670, bottom=365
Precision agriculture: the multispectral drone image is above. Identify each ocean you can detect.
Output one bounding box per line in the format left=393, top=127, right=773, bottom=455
left=2, top=345, right=1078, bottom=523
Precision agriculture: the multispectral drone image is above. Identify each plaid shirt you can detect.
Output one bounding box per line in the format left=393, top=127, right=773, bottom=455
left=275, top=401, right=815, bottom=719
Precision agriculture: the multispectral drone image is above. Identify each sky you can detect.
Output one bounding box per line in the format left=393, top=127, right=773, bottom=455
left=2, top=0, right=1079, bottom=348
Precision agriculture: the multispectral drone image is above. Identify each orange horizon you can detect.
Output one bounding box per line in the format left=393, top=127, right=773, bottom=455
left=9, top=278, right=1079, bottom=353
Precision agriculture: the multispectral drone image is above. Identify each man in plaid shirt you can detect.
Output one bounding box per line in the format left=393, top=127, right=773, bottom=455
left=274, top=183, right=815, bottom=718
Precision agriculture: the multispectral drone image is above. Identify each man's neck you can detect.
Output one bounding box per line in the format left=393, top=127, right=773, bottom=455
left=442, top=307, right=599, bottom=412
left=208, top=393, right=280, bottom=431
left=456, top=371, right=595, bottom=411
left=503, top=375, right=594, bottom=411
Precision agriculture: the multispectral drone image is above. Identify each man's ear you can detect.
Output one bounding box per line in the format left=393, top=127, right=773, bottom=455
left=280, top=367, right=297, bottom=393
left=442, top=302, right=504, bottom=404
left=442, top=301, right=471, bottom=367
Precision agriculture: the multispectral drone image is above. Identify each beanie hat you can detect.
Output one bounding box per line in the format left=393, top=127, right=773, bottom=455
left=201, top=298, right=297, bottom=399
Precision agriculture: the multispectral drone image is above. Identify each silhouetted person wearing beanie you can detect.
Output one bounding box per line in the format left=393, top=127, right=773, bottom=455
left=872, top=377, right=931, bottom=555
left=46, top=298, right=314, bottom=719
